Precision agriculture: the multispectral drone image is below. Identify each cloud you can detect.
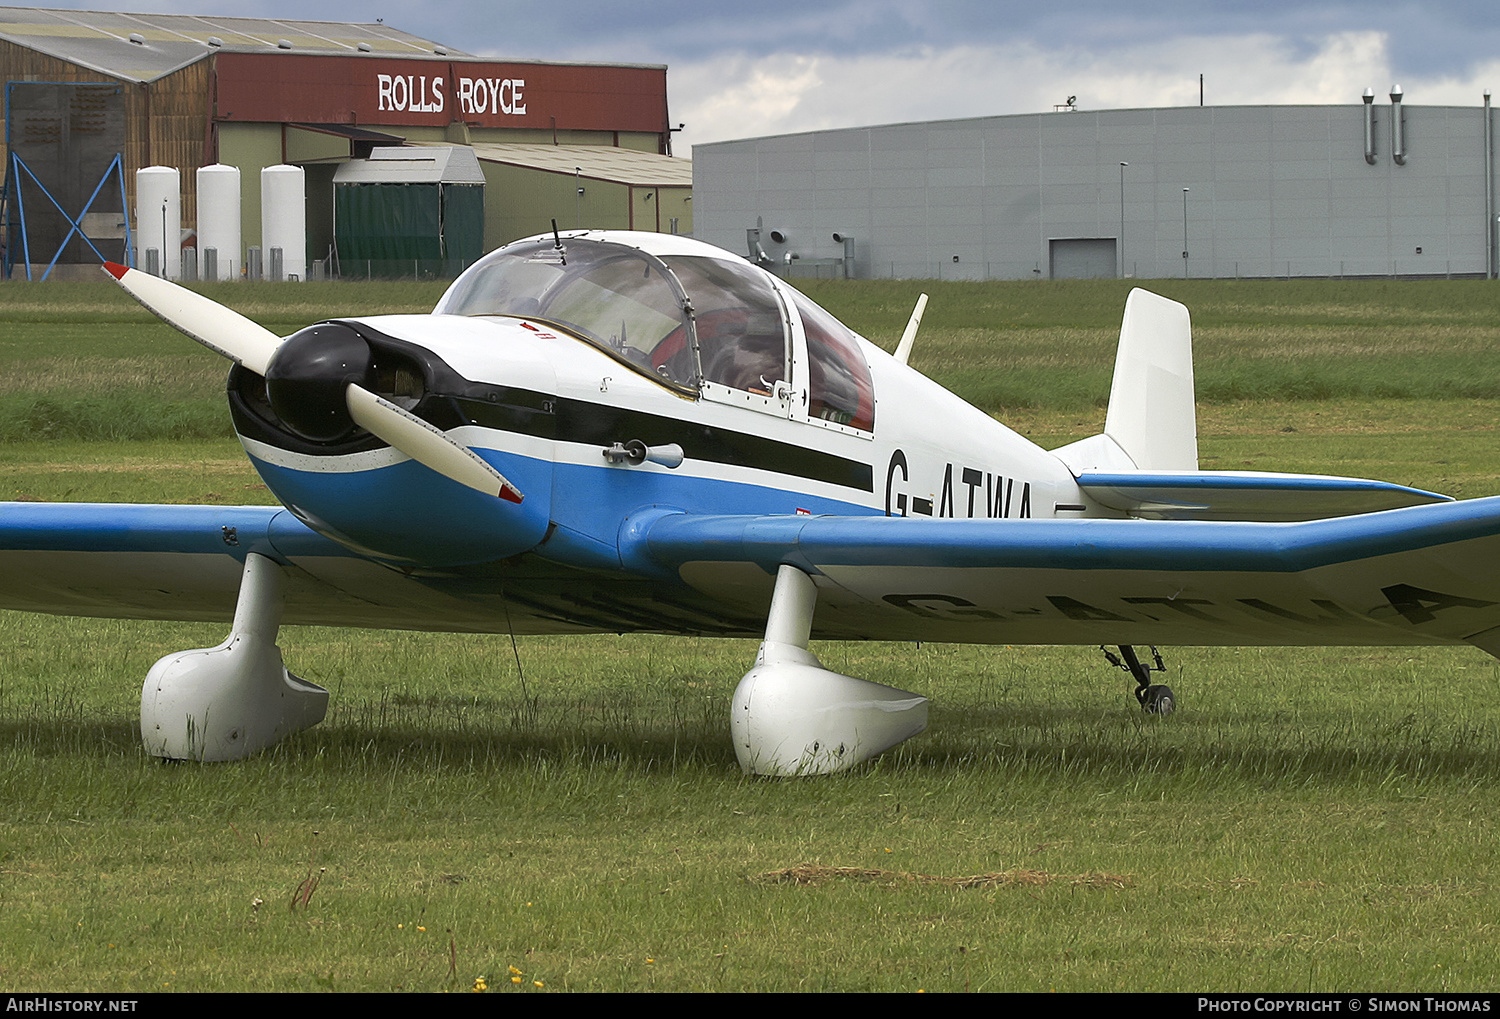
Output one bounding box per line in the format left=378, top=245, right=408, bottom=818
left=677, top=31, right=1408, bottom=151
left=1392, top=58, right=1500, bottom=106
left=677, top=53, right=826, bottom=144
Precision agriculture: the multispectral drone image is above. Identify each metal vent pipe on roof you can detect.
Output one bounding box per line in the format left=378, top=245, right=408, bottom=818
left=1486, top=90, right=1494, bottom=279
left=1391, top=85, right=1407, bottom=165
left=1363, top=88, right=1377, bottom=164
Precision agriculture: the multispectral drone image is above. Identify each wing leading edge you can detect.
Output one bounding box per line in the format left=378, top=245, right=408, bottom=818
left=637, top=498, right=1500, bottom=653
left=0, top=502, right=335, bottom=621
left=0, top=502, right=445, bottom=628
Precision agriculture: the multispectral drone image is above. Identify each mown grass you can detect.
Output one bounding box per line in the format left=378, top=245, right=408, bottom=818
left=2, top=276, right=1500, bottom=991
left=4, top=626, right=1499, bottom=991
left=2, top=276, right=1498, bottom=443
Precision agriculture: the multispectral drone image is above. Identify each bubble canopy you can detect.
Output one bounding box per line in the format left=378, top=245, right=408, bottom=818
left=435, top=235, right=785, bottom=395
left=436, top=234, right=874, bottom=431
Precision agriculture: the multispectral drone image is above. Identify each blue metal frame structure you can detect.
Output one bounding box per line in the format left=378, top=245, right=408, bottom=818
left=4, top=151, right=131, bottom=280
left=2, top=81, right=131, bottom=281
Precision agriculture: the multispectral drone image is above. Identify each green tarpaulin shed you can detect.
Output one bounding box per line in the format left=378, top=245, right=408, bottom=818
left=333, top=146, right=484, bottom=274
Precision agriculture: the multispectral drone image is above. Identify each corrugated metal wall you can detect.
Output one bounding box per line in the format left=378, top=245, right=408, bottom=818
left=694, top=105, right=1499, bottom=281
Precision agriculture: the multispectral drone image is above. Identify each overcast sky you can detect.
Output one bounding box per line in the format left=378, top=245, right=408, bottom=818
left=35, top=1, right=1500, bottom=153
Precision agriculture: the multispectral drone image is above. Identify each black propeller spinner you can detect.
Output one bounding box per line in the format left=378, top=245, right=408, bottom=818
left=263, top=323, right=375, bottom=443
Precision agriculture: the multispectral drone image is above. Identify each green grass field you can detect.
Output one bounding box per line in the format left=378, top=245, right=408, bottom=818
left=2, top=275, right=1500, bottom=992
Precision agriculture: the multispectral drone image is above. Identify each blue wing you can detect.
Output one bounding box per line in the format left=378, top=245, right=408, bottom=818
left=0, top=502, right=485, bottom=630
left=0, top=501, right=749, bottom=637
left=0, top=503, right=278, bottom=618
left=635, top=497, right=1500, bottom=655
left=11, top=497, right=1500, bottom=656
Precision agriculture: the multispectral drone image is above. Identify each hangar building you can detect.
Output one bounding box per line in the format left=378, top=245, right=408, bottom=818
left=0, top=6, right=691, bottom=279
left=692, top=97, right=1498, bottom=281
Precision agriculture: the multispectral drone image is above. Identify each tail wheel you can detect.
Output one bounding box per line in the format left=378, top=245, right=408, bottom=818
left=1102, top=645, right=1178, bottom=715
left=1141, top=684, right=1176, bottom=716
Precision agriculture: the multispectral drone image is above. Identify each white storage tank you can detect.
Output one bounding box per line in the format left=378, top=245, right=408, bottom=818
left=196, top=164, right=241, bottom=281
left=260, top=164, right=306, bottom=282
left=135, top=166, right=181, bottom=279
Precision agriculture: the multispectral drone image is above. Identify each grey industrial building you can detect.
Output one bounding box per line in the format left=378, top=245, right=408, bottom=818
left=692, top=96, right=1500, bottom=281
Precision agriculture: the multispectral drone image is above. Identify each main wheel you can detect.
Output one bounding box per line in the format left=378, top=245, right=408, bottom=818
left=1141, top=684, right=1176, bottom=716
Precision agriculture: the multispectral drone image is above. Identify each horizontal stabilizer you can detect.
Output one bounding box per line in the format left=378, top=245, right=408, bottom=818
left=1075, top=470, right=1452, bottom=521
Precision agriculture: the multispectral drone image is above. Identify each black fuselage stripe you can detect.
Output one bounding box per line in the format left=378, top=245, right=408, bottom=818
left=231, top=371, right=874, bottom=493
left=448, top=393, right=874, bottom=493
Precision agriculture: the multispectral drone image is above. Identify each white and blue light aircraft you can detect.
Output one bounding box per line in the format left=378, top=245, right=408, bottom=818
left=2, top=229, right=1497, bottom=774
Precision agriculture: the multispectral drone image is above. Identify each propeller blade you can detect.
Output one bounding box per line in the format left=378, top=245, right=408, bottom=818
left=105, top=263, right=521, bottom=502
left=345, top=384, right=524, bottom=503
left=103, top=262, right=281, bottom=375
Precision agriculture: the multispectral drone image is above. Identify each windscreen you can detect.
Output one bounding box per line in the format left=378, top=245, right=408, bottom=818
left=438, top=238, right=790, bottom=397
left=437, top=237, right=695, bottom=387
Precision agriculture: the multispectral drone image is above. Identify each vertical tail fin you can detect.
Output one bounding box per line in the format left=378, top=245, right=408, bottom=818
left=1053, top=288, right=1198, bottom=473
left=1104, top=288, right=1197, bottom=470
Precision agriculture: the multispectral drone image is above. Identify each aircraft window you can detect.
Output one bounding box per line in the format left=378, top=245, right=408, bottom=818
left=789, top=289, right=875, bottom=432
left=436, top=239, right=696, bottom=388
left=659, top=255, right=787, bottom=395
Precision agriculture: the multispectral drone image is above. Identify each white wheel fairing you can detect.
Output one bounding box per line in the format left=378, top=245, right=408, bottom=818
left=141, top=554, right=327, bottom=762
left=732, top=565, right=928, bottom=776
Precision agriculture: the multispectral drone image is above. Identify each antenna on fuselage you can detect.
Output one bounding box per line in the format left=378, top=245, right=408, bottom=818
left=893, top=293, right=929, bottom=366
left=551, top=218, right=566, bottom=265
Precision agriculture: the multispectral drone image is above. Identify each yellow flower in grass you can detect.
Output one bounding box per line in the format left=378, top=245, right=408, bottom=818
left=472, top=977, right=488, bottom=993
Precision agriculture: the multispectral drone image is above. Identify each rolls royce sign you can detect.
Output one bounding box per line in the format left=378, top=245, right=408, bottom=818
left=212, top=53, right=666, bottom=135
left=375, top=74, right=526, bottom=116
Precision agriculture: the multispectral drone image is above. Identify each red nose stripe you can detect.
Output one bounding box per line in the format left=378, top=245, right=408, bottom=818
left=103, top=261, right=129, bottom=280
